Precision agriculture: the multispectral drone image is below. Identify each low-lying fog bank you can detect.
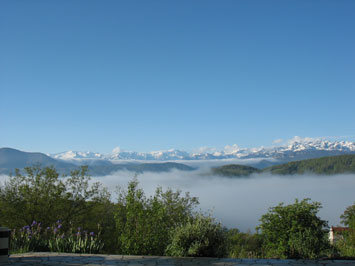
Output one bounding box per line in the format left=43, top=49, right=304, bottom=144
left=91, top=169, right=355, bottom=232
left=2, top=168, right=354, bottom=232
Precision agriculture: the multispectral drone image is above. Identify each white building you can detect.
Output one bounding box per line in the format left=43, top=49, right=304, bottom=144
left=329, top=226, right=349, bottom=244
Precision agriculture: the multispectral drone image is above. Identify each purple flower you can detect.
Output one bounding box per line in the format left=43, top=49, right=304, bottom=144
left=31, top=221, right=37, bottom=226
left=54, top=228, right=58, bottom=233
left=46, top=227, right=51, bottom=230
left=57, top=224, right=62, bottom=229
left=77, top=227, right=81, bottom=231
left=89, top=232, right=94, bottom=236
left=56, top=219, right=61, bottom=224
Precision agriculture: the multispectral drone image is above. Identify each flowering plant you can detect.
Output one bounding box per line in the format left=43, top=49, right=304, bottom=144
left=10, top=220, right=104, bottom=254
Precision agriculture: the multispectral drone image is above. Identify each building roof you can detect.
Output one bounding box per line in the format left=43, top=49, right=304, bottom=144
left=331, top=226, right=350, bottom=232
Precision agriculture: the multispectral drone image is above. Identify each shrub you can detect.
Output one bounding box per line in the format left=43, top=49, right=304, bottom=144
left=336, top=209, right=355, bottom=258
left=258, top=198, right=330, bottom=259
left=165, top=214, right=226, bottom=257
left=114, top=179, right=199, bottom=255
left=225, top=228, right=264, bottom=258
left=0, top=165, right=111, bottom=229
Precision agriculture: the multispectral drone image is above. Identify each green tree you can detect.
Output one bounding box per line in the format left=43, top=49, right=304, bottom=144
left=340, top=202, right=355, bottom=226
left=165, top=214, right=226, bottom=257
left=0, top=165, right=113, bottom=239
left=336, top=204, right=355, bottom=257
left=114, top=179, right=199, bottom=255
left=258, top=198, right=330, bottom=259
left=225, top=228, right=264, bottom=258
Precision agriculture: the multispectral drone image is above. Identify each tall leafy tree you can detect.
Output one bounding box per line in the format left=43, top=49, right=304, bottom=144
left=340, top=202, right=355, bottom=226
left=114, top=179, right=199, bottom=255
left=258, top=198, right=330, bottom=259
left=0, top=165, right=111, bottom=231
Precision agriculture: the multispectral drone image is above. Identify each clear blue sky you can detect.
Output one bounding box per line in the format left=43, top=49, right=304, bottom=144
left=1, top=0, right=355, bottom=154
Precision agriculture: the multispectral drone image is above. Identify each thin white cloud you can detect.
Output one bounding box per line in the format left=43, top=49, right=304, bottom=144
left=112, top=147, right=122, bottom=154
left=192, top=146, right=217, bottom=154
left=272, top=138, right=284, bottom=144
left=287, top=136, right=319, bottom=144
left=223, top=144, right=242, bottom=154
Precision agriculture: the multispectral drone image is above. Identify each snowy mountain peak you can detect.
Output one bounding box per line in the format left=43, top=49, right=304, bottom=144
left=50, top=151, right=104, bottom=160
left=49, top=139, right=355, bottom=162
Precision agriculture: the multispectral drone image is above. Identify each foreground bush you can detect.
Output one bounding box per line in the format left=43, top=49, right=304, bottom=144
left=10, top=220, right=104, bottom=254
left=114, top=179, right=199, bottom=255
left=336, top=207, right=355, bottom=258
left=258, top=198, right=330, bottom=259
left=226, top=229, right=264, bottom=258
left=165, top=215, right=226, bottom=257
left=335, top=233, right=355, bottom=258
left=0, top=165, right=116, bottom=253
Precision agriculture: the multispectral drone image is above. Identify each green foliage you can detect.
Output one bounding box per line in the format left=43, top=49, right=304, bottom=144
left=212, top=164, right=260, bottom=177
left=341, top=202, right=355, bottom=226
left=10, top=221, right=104, bottom=254
left=0, top=165, right=115, bottom=253
left=265, top=154, right=355, bottom=175
left=225, top=228, right=264, bottom=258
left=114, top=179, right=199, bottom=255
left=165, top=214, right=226, bottom=257
left=0, top=165, right=108, bottom=227
left=334, top=218, right=355, bottom=258
left=258, top=198, right=330, bottom=259
left=335, top=204, right=355, bottom=258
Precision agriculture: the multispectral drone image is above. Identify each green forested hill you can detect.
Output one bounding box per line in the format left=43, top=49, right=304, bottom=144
left=264, top=154, right=355, bottom=175
left=213, top=154, right=355, bottom=177
left=212, top=164, right=260, bottom=177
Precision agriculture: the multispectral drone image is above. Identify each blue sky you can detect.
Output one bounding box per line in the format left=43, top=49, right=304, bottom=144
left=1, top=0, right=355, bottom=154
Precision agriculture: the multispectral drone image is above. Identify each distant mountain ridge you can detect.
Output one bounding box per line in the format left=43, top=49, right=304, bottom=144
left=0, top=148, right=194, bottom=175
left=0, top=147, right=78, bottom=175
left=2, top=139, right=355, bottom=176
left=50, top=139, right=355, bottom=162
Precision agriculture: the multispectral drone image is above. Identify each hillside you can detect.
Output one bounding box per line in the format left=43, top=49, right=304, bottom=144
left=264, top=154, right=355, bottom=175
left=0, top=148, right=77, bottom=175
left=212, top=164, right=260, bottom=177
left=0, top=148, right=194, bottom=175
left=213, top=154, right=355, bottom=177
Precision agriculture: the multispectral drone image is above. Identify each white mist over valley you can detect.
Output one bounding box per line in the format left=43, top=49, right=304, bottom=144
left=87, top=168, right=355, bottom=232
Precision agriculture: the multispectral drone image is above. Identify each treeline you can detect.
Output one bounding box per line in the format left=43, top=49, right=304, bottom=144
left=0, top=165, right=354, bottom=258
left=213, top=154, right=355, bottom=177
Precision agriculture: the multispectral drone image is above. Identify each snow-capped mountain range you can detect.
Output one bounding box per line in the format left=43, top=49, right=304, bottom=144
left=49, top=139, right=355, bottom=162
